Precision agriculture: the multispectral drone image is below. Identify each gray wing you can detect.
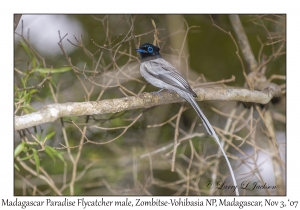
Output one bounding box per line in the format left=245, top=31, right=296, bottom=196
left=147, top=59, right=197, bottom=97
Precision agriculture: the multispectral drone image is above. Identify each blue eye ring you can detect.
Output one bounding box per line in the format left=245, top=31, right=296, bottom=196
left=147, top=46, right=153, bottom=53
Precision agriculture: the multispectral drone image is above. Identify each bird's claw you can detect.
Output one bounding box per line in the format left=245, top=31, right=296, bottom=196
left=151, top=88, right=164, bottom=97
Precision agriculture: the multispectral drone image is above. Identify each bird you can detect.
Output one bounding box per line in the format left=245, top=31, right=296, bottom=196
left=135, top=43, right=214, bottom=136
left=136, top=43, right=239, bottom=196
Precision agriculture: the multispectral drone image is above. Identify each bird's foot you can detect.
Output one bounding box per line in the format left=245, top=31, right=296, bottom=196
left=151, top=89, right=164, bottom=97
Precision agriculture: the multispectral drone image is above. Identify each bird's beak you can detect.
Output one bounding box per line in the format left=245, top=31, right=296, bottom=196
left=135, top=48, right=147, bottom=53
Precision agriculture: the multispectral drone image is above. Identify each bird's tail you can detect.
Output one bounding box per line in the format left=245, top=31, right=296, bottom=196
left=185, top=93, right=239, bottom=196
left=185, top=94, right=215, bottom=136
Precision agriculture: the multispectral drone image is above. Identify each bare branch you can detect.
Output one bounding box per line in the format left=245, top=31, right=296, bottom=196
left=15, top=83, right=280, bottom=130
left=14, top=14, right=22, bottom=31
left=229, top=15, right=258, bottom=71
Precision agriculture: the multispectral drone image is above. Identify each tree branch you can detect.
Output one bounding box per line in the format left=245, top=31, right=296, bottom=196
left=15, top=83, right=281, bottom=130
left=14, top=14, right=22, bottom=31
left=229, top=15, right=258, bottom=71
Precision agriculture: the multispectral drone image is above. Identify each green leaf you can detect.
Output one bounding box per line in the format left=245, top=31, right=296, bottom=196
left=32, top=56, right=37, bottom=68
left=44, top=145, right=56, bottom=163
left=23, top=89, right=37, bottom=102
left=33, top=67, right=72, bottom=74
left=20, top=78, right=27, bottom=88
left=19, top=155, right=33, bottom=161
left=24, top=142, right=39, bottom=147
left=19, top=40, right=37, bottom=68
left=19, top=40, right=32, bottom=59
left=46, top=146, right=65, bottom=164
left=14, top=142, right=25, bottom=158
left=56, top=152, right=66, bottom=164
left=42, top=131, right=56, bottom=143
left=14, top=164, right=20, bottom=171
left=32, top=148, right=40, bottom=175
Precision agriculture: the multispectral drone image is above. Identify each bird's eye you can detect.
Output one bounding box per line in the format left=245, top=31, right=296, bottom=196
left=147, top=46, right=153, bottom=53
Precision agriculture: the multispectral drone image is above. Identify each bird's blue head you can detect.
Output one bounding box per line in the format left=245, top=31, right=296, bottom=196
left=136, top=43, right=161, bottom=60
